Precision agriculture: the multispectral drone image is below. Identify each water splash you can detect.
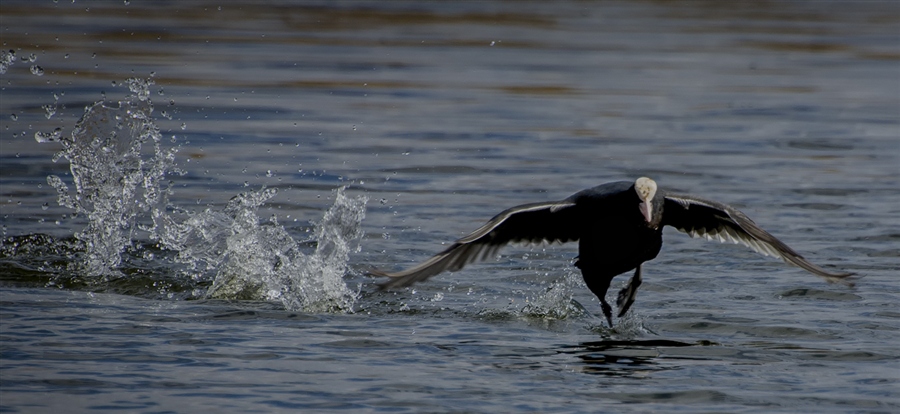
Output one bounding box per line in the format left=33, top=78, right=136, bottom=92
left=520, top=269, right=586, bottom=320
left=521, top=270, right=649, bottom=335
left=0, top=49, right=16, bottom=74
left=34, top=128, right=62, bottom=143
left=37, top=76, right=367, bottom=312
left=45, top=78, right=178, bottom=277
left=42, top=103, right=57, bottom=119
left=160, top=187, right=366, bottom=312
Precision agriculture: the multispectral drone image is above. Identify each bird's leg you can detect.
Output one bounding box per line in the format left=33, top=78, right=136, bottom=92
left=576, top=260, right=615, bottom=328
left=599, top=298, right=614, bottom=328
left=616, top=264, right=643, bottom=318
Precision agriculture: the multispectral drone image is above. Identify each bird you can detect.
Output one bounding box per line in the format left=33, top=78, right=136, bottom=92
left=371, top=177, right=855, bottom=327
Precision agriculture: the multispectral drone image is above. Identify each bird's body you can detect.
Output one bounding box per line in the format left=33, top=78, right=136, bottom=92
left=373, top=177, right=854, bottom=327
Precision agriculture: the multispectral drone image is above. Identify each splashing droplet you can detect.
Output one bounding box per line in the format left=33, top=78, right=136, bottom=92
left=42, top=104, right=57, bottom=119
left=34, top=128, right=62, bottom=143
left=0, top=50, right=16, bottom=74
left=125, top=77, right=152, bottom=101
left=42, top=78, right=179, bottom=276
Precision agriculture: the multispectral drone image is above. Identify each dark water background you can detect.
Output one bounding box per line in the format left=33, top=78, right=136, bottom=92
left=1, top=1, right=899, bottom=412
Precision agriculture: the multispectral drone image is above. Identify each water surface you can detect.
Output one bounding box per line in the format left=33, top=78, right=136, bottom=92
left=1, top=1, right=899, bottom=412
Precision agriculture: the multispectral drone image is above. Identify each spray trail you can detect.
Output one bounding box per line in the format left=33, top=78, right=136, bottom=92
left=43, top=78, right=179, bottom=278
left=39, top=77, right=367, bottom=312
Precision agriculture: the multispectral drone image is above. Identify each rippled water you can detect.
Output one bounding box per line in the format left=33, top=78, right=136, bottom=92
left=2, top=1, right=899, bottom=412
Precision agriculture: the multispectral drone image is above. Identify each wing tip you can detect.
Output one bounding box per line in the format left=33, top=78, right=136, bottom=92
left=365, top=267, right=400, bottom=290
left=368, top=266, right=431, bottom=291
left=821, top=270, right=859, bottom=288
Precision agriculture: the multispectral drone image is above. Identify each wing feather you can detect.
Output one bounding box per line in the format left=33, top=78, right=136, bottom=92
left=374, top=200, right=580, bottom=289
left=663, top=194, right=855, bottom=285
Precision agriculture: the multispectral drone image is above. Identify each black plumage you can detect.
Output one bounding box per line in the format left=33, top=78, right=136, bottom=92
left=372, top=177, right=854, bottom=327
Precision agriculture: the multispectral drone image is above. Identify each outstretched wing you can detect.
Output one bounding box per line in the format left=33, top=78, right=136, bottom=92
left=374, top=200, right=581, bottom=289
left=662, top=194, right=855, bottom=285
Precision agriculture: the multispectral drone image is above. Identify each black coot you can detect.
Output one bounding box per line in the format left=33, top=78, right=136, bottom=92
left=373, top=177, right=855, bottom=327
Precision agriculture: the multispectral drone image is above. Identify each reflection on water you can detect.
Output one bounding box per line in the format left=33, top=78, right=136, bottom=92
left=560, top=339, right=700, bottom=377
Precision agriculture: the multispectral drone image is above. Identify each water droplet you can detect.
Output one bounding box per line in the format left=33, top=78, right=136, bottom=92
left=41, top=203, right=49, bottom=210
left=30, top=65, right=44, bottom=76
left=34, top=128, right=62, bottom=143
left=9, top=113, right=17, bottom=121
left=0, top=53, right=13, bottom=74
left=266, top=170, right=274, bottom=177
left=180, top=123, right=186, bottom=130
left=42, top=104, right=57, bottom=119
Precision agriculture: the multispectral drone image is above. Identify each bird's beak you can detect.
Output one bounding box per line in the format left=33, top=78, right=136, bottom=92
left=639, top=201, right=653, bottom=224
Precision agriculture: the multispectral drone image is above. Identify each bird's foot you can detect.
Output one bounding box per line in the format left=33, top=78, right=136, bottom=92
left=616, top=265, right=641, bottom=318
left=616, top=274, right=642, bottom=318
left=615, top=286, right=635, bottom=317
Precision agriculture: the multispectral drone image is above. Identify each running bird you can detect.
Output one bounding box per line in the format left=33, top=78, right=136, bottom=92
left=372, top=177, right=855, bottom=327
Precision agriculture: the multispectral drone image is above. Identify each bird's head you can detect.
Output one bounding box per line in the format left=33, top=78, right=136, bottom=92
left=634, top=177, right=660, bottom=229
